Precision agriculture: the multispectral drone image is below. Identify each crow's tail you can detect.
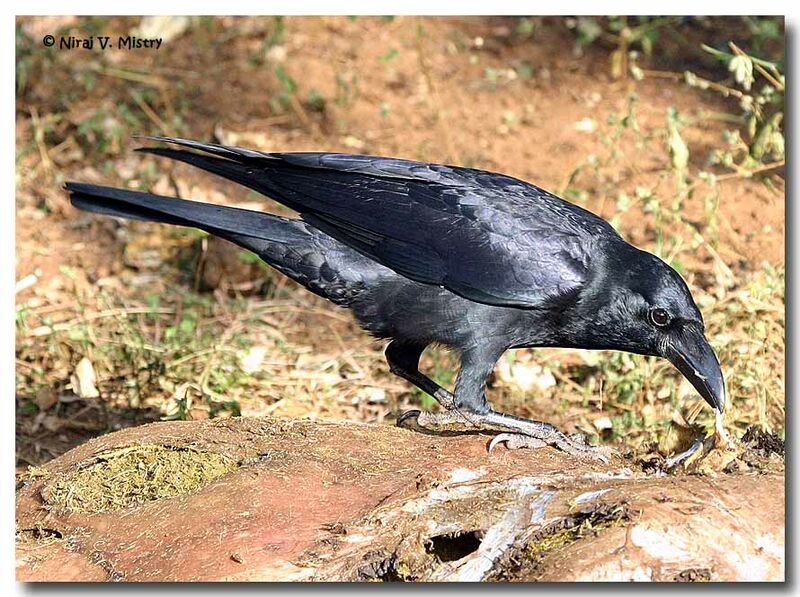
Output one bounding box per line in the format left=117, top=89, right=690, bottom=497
left=66, top=182, right=292, bottom=247
left=65, top=182, right=384, bottom=305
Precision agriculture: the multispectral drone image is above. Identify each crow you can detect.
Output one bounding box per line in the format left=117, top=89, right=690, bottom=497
left=65, top=137, right=725, bottom=461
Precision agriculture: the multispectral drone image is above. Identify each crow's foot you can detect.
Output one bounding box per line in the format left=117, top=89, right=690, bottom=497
left=396, top=409, right=487, bottom=433
left=487, top=432, right=616, bottom=463
left=397, top=409, right=616, bottom=462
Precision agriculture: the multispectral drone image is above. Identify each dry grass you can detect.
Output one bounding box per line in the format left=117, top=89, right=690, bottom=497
left=39, top=445, right=238, bottom=513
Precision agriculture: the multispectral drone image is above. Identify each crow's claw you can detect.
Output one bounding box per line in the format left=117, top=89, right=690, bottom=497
left=396, top=409, right=422, bottom=427
left=488, top=432, right=548, bottom=452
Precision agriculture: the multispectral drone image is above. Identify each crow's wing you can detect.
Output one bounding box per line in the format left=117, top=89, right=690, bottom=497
left=139, top=137, right=620, bottom=308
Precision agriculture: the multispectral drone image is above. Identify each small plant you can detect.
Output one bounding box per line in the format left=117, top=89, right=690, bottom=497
left=565, top=16, right=682, bottom=78
left=305, top=89, right=326, bottom=113
left=665, top=106, right=690, bottom=187
left=264, top=16, right=285, bottom=50
left=697, top=42, right=784, bottom=170
left=335, top=72, right=359, bottom=107
left=514, top=17, right=537, bottom=38
left=268, top=64, right=297, bottom=113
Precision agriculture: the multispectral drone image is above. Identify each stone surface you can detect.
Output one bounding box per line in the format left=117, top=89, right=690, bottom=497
left=15, top=416, right=784, bottom=582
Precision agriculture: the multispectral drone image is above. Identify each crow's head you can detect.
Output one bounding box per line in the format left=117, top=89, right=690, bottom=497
left=582, top=243, right=726, bottom=413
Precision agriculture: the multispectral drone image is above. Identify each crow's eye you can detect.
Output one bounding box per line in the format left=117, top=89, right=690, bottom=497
left=649, top=307, right=670, bottom=327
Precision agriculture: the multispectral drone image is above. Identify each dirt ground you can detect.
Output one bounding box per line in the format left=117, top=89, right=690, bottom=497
left=15, top=17, right=784, bottom=468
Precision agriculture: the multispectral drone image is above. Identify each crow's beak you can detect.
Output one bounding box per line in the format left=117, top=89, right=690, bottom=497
left=666, top=326, right=726, bottom=412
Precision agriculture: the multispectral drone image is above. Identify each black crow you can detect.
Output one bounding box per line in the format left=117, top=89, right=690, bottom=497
left=65, top=137, right=725, bottom=461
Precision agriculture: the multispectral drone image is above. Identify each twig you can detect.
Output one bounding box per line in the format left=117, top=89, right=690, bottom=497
left=29, top=107, right=53, bottom=175
left=685, top=160, right=785, bottom=195
left=129, top=91, right=173, bottom=136
left=94, top=65, right=168, bottom=89
left=249, top=115, right=295, bottom=127
left=168, top=347, right=225, bottom=368
left=641, top=69, right=746, bottom=99
left=549, top=368, right=590, bottom=396
left=696, top=232, right=735, bottom=284
left=197, top=310, right=246, bottom=400
left=15, top=359, right=36, bottom=371
left=286, top=90, right=323, bottom=139
left=84, top=336, right=167, bottom=353
left=251, top=303, right=354, bottom=324
left=26, top=307, right=175, bottom=337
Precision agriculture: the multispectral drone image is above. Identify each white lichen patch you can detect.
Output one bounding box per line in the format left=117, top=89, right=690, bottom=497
left=445, top=467, right=486, bottom=485
left=574, top=488, right=612, bottom=504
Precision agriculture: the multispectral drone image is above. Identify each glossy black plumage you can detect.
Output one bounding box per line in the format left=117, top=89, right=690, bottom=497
left=137, top=138, right=621, bottom=308
left=65, top=137, right=726, bottom=459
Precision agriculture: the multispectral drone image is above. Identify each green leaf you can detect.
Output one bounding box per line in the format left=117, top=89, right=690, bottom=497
left=274, top=65, right=296, bottom=93
left=59, top=265, right=77, bottom=279
left=667, top=125, right=689, bottom=172
left=379, top=47, right=398, bottom=63
left=516, top=18, right=535, bottom=36
left=305, top=89, right=326, bottom=113
left=641, top=30, right=657, bottom=56
left=575, top=17, right=602, bottom=46
left=238, top=250, right=261, bottom=264
left=514, top=61, right=534, bottom=80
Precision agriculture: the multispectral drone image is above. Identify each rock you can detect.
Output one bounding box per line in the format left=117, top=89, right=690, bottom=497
left=15, top=417, right=784, bottom=581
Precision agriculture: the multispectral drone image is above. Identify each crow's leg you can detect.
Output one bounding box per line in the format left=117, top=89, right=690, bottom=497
left=397, top=345, right=614, bottom=462
left=385, top=340, right=455, bottom=409
left=396, top=343, right=494, bottom=430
